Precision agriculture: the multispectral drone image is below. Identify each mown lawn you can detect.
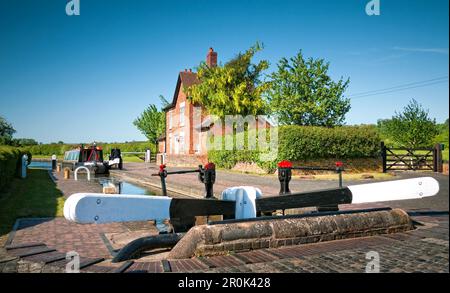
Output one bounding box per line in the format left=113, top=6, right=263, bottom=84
left=0, top=169, right=65, bottom=236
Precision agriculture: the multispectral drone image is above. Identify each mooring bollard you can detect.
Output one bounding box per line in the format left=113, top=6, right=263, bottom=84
left=51, top=154, right=57, bottom=170
left=103, top=182, right=118, bottom=194
left=21, top=154, right=28, bottom=179
left=56, top=163, right=61, bottom=173
left=64, top=167, right=71, bottom=179
left=145, top=149, right=151, bottom=163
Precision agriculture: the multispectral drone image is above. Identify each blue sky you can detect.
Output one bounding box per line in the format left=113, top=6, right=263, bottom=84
left=0, top=0, right=448, bottom=143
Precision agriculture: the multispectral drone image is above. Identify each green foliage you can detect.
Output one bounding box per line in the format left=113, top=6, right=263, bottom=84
left=101, top=141, right=156, bottom=154
left=0, top=116, right=16, bottom=145
left=277, top=125, right=380, bottom=160
left=24, top=141, right=156, bottom=157
left=134, top=98, right=166, bottom=143
left=377, top=99, right=438, bottom=148
left=0, top=146, right=32, bottom=192
left=267, top=50, right=350, bottom=126
left=208, top=125, right=380, bottom=172
left=433, top=118, right=449, bottom=148
left=10, top=138, right=39, bottom=147
left=186, top=42, right=270, bottom=118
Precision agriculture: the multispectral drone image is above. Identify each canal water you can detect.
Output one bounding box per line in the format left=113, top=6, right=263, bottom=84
left=28, top=160, right=155, bottom=195
left=28, top=161, right=52, bottom=170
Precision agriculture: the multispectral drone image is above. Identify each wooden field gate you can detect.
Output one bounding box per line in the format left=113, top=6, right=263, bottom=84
left=381, top=142, right=444, bottom=173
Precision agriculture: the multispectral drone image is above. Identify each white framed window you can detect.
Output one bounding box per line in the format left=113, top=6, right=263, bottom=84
left=169, top=111, right=173, bottom=129
left=179, top=102, right=185, bottom=126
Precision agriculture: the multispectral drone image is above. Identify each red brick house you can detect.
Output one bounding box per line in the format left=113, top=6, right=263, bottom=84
left=157, top=48, right=270, bottom=167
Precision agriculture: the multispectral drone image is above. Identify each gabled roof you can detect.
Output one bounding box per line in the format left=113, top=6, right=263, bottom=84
left=163, top=71, right=200, bottom=111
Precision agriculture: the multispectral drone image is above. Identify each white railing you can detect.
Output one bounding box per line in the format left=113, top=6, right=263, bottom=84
left=74, top=166, right=91, bottom=181
left=111, top=150, right=152, bottom=162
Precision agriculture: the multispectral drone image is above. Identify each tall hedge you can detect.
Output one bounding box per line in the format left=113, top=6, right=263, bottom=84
left=208, top=125, right=380, bottom=172
left=278, top=125, right=380, bottom=160
left=0, top=146, right=32, bottom=192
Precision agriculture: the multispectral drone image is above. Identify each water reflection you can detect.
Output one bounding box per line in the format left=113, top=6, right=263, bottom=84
left=27, top=161, right=52, bottom=170
left=98, top=177, right=155, bottom=196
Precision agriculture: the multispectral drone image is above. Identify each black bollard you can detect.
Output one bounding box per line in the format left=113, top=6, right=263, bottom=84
left=278, top=160, right=292, bottom=195
left=199, top=163, right=216, bottom=198
left=51, top=154, right=57, bottom=170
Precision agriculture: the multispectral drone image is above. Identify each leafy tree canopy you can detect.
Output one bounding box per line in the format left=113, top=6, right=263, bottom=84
left=11, top=138, right=39, bottom=147
left=433, top=118, right=449, bottom=148
left=267, top=50, right=350, bottom=127
left=133, top=96, right=167, bottom=143
left=0, top=116, right=16, bottom=145
left=377, top=99, right=438, bottom=148
left=186, top=42, right=270, bottom=118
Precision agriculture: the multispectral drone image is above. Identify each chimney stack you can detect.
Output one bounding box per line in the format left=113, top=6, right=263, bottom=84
left=206, top=47, right=217, bottom=67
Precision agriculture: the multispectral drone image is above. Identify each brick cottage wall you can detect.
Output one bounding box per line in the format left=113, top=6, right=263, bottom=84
left=164, top=154, right=208, bottom=167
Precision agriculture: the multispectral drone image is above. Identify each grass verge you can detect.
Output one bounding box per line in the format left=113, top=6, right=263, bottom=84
left=0, top=169, right=65, bottom=236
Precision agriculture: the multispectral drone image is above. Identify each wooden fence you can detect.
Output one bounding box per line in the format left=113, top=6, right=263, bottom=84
left=381, top=142, right=443, bottom=173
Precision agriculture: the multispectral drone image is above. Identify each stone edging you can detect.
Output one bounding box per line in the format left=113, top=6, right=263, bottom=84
left=168, top=208, right=413, bottom=259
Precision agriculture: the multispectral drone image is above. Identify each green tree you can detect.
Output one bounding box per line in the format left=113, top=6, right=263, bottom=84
left=11, top=138, right=38, bottom=147
left=133, top=96, right=166, bottom=143
left=186, top=42, right=270, bottom=118
left=433, top=118, right=449, bottom=148
left=0, top=116, right=16, bottom=145
left=377, top=99, right=438, bottom=148
left=267, top=50, right=350, bottom=126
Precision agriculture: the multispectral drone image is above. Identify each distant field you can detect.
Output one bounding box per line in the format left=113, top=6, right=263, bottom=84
left=32, top=153, right=148, bottom=163
left=391, top=148, right=449, bottom=163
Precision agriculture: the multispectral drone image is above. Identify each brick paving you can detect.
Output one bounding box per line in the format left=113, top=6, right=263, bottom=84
left=51, top=169, right=104, bottom=199
left=1, top=213, right=447, bottom=273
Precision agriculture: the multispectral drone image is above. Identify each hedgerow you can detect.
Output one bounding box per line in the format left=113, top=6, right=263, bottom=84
left=208, top=125, right=380, bottom=172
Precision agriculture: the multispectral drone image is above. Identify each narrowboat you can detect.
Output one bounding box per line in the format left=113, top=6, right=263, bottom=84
left=62, top=144, right=109, bottom=175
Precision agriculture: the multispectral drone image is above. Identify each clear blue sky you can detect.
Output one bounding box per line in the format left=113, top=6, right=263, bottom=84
left=0, top=0, right=448, bottom=143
